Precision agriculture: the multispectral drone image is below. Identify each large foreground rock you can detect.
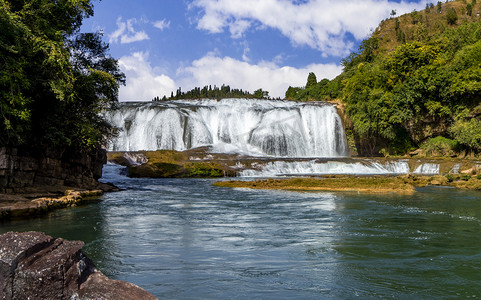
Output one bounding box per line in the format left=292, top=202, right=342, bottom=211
left=0, top=231, right=157, bottom=300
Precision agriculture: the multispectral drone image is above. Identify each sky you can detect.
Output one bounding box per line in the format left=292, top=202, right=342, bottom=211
left=81, top=0, right=429, bottom=101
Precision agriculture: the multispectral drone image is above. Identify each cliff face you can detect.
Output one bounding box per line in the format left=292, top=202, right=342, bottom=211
left=0, top=146, right=106, bottom=193
left=0, top=231, right=157, bottom=300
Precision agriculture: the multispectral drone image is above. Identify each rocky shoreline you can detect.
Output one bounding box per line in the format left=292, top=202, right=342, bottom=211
left=0, top=231, right=156, bottom=299
left=0, top=189, right=107, bottom=220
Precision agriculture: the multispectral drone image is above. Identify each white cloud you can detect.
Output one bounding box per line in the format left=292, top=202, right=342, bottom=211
left=153, top=19, right=171, bottom=30
left=117, top=51, right=342, bottom=101
left=118, top=52, right=176, bottom=101
left=191, top=0, right=428, bottom=57
left=109, top=17, right=150, bottom=44
left=176, top=52, right=342, bottom=99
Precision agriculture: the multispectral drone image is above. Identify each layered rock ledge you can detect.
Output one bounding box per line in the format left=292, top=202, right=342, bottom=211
left=0, top=189, right=109, bottom=220
left=0, top=231, right=157, bottom=300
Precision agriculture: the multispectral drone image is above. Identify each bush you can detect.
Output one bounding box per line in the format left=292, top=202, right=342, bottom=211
left=461, top=174, right=472, bottom=181
left=449, top=119, right=481, bottom=151
left=421, top=136, right=459, bottom=156
left=446, top=174, right=455, bottom=182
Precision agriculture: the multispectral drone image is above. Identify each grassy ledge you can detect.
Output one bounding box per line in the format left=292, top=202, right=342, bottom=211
left=214, top=175, right=481, bottom=194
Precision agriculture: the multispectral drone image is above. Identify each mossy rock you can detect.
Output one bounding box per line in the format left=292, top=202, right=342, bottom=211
left=128, top=163, right=183, bottom=178
left=184, top=162, right=230, bottom=178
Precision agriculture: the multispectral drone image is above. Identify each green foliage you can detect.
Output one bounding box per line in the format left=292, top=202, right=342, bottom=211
left=0, top=0, right=124, bottom=150
left=449, top=118, right=481, bottom=151
left=285, top=76, right=342, bottom=101
left=411, top=10, right=422, bottom=24
left=461, top=174, right=472, bottom=181
left=344, top=129, right=358, bottom=155
left=467, top=3, right=473, bottom=15
left=421, top=136, right=459, bottom=156
left=158, top=84, right=274, bottom=100
left=446, top=7, right=458, bottom=25
left=305, top=72, right=317, bottom=89
left=186, top=163, right=224, bottom=178
left=339, top=18, right=481, bottom=155
left=445, top=174, right=455, bottom=182
left=281, top=3, right=481, bottom=156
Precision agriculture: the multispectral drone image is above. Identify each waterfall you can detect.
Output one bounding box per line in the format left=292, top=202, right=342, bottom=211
left=104, top=99, right=348, bottom=157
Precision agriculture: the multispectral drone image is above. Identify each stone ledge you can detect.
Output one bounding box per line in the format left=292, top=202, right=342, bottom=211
left=0, top=231, right=157, bottom=299
left=0, top=189, right=104, bottom=220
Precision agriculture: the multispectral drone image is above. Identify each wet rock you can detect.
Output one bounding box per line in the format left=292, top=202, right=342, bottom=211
left=0, top=231, right=157, bottom=300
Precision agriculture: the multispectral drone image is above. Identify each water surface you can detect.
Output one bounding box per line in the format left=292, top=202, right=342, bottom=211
left=2, top=165, right=481, bottom=299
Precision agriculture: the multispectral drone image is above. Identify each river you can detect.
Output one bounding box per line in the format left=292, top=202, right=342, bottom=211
left=1, top=164, right=481, bottom=299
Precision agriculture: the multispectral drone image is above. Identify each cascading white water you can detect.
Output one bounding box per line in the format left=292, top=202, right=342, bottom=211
left=239, top=160, right=413, bottom=177
left=238, top=159, right=446, bottom=177
left=105, top=99, right=348, bottom=157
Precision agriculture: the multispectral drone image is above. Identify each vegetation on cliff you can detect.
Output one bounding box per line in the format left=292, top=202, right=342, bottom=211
left=0, top=0, right=124, bottom=151
left=287, top=0, right=481, bottom=157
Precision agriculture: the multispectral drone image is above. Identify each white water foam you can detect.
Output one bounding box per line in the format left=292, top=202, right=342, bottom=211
left=239, top=160, right=413, bottom=177
left=238, top=159, right=444, bottom=177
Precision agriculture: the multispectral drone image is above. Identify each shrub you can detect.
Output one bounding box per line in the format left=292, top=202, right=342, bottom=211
left=421, top=136, right=459, bottom=156
left=446, top=174, right=455, bottom=182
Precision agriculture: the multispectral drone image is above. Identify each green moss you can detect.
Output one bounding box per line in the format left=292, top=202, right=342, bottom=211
left=185, top=162, right=225, bottom=178
left=214, top=176, right=417, bottom=193
left=446, top=174, right=455, bottom=182
left=128, top=163, right=183, bottom=178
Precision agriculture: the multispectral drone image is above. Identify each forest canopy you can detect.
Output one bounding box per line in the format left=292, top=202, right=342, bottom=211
left=0, top=0, right=124, bottom=150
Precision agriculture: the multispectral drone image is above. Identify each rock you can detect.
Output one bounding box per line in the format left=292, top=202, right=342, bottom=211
left=0, top=190, right=105, bottom=220
left=461, top=166, right=480, bottom=175
left=0, top=231, right=157, bottom=300
left=0, top=146, right=107, bottom=194
left=409, top=149, right=423, bottom=157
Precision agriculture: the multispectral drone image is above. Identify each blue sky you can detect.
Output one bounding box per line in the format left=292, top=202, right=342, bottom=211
left=81, top=0, right=429, bottom=101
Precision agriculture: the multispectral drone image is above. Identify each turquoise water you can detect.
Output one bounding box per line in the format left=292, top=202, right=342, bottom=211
left=2, top=165, right=481, bottom=299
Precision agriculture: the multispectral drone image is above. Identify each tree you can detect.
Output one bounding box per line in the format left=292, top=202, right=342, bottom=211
left=305, top=72, right=317, bottom=89
left=0, top=0, right=124, bottom=150
left=467, top=3, right=473, bottom=16
left=446, top=7, right=458, bottom=25
left=449, top=118, right=481, bottom=151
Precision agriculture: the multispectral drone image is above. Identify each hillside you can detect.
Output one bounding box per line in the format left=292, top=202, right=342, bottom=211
left=288, top=0, right=481, bottom=157
left=373, top=0, right=481, bottom=55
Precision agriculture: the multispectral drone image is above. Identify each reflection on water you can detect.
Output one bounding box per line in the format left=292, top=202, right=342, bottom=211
left=1, top=165, right=481, bottom=298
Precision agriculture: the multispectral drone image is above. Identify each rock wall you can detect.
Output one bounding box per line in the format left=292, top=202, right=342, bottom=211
left=0, top=231, right=157, bottom=300
left=0, top=146, right=106, bottom=193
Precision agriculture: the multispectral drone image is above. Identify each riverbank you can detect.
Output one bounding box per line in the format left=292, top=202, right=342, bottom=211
left=214, top=174, right=481, bottom=194
left=0, top=189, right=107, bottom=220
